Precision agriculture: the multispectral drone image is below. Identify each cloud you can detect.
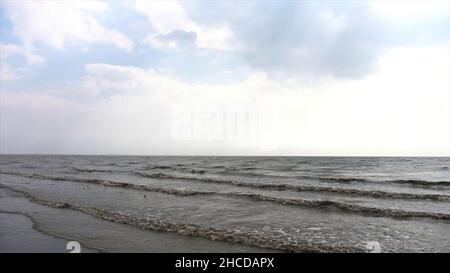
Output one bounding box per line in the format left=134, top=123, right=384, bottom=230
left=0, top=63, right=295, bottom=154
left=0, top=43, right=44, bottom=65
left=225, top=1, right=386, bottom=79
left=1, top=1, right=449, bottom=155
left=144, top=30, right=197, bottom=49
left=0, top=43, right=45, bottom=81
left=2, top=42, right=449, bottom=155
left=134, top=1, right=233, bottom=51
left=0, top=63, right=19, bottom=81
left=368, top=0, right=450, bottom=18
left=3, top=0, right=134, bottom=51
left=81, top=63, right=187, bottom=96
left=180, top=0, right=450, bottom=79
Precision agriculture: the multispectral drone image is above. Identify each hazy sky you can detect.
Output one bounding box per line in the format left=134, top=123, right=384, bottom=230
left=1, top=0, right=449, bottom=156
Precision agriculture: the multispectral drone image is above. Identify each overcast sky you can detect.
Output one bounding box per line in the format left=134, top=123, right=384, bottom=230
left=1, top=0, right=449, bottom=156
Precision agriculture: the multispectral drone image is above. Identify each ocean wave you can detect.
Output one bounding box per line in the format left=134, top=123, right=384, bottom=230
left=214, top=171, right=450, bottom=187
left=1, top=172, right=450, bottom=221
left=391, top=179, right=450, bottom=186
left=318, top=177, right=371, bottom=183
left=232, top=193, right=450, bottom=221
left=20, top=165, right=39, bottom=169
left=2, top=170, right=449, bottom=203
left=72, top=167, right=116, bottom=173
left=144, top=165, right=176, bottom=170
left=0, top=184, right=363, bottom=253
left=132, top=171, right=450, bottom=202
left=143, top=165, right=206, bottom=174
left=317, top=176, right=450, bottom=187
left=0, top=171, right=208, bottom=196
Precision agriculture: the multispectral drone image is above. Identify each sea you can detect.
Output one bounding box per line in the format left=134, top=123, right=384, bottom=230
left=1, top=155, right=449, bottom=252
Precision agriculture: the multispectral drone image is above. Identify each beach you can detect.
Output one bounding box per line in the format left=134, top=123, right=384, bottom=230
left=1, top=155, right=450, bottom=252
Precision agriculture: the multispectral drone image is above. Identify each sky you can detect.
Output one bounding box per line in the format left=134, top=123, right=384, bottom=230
left=0, top=0, right=449, bottom=156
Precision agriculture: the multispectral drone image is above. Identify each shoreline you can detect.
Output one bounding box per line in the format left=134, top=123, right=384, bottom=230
left=0, top=211, right=98, bottom=253
left=0, top=187, right=279, bottom=253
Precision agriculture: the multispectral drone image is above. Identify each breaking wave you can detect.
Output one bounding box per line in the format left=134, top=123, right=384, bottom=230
left=233, top=192, right=450, bottom=221
left=132, top=171, right=450, bottom=202
left=0, top=171, right=209, bottom=196
left=2, top=171, right=450, bottom=221
left=143, top=165, right=206, bottom=174
left=206, top=170, right=450, bottom=187
left=2, top=170, right=450, bottom=204
left=1, top=172, right=450, bottom=220
left=0, top=184, right=361, bottom=253
left=72, top=167, right=117, bottom=173
left=317, top=176, right=450, bottom=187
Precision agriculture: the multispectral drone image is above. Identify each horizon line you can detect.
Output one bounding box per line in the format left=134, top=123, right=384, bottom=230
left=0, top=153, right=449, bottom=158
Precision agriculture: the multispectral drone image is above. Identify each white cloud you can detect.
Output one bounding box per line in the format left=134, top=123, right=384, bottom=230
left=134, top=1, right=233, bottom=51
left=0, top=63, right=19, bottom=81
left=0, top=43, right=44, bottom=65
left=368, top=0, right=450, bottom=18
left=3, top=1, right=134, bottom=51
left=1, top=42, right=449, bottom=155
left=0, top=43, right=44, bottom=82
left=1, top=1, right=449, bottom=155
left=81, top=63, right=187, bottom=96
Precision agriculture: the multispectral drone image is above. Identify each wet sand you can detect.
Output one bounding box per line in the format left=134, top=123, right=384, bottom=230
left=0, top=211, right=88, bottom=253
